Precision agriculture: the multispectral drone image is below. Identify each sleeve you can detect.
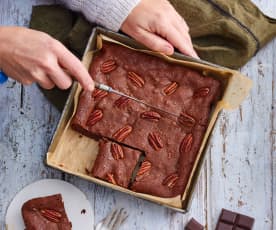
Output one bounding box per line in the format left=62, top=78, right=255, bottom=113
left=59, top=0, right=141, bottom=31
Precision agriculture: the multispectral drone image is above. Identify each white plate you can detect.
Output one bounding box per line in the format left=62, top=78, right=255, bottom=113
left=5, top=179, right=94, bottom=230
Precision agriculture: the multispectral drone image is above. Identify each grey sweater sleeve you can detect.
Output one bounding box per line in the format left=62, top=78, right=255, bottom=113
left=59, top=0, right=140, bottom=31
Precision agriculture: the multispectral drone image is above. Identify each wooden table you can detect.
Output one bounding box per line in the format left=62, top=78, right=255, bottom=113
left=0, top=1, right=275, bottom=229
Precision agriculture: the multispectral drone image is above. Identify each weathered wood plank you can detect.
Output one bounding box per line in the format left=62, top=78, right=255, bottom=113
left=271, top=38, right=276, bottom=230
left=206, top=0, right=276, bottom=227
left=0, top=1, right=58, bottom=229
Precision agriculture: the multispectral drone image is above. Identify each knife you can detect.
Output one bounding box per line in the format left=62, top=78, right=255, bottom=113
left=95, top=82, right=178, bottom=118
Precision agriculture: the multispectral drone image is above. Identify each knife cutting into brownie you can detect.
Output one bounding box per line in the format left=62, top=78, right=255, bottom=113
left=94, top=82, right=179, bottom=118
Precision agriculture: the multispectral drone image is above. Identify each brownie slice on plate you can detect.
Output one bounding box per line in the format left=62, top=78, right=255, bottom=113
left=22, top=194, right=71, bottom=230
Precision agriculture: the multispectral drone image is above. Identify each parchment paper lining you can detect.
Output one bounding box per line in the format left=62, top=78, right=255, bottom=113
left=47, top=30, right=252, bottom=212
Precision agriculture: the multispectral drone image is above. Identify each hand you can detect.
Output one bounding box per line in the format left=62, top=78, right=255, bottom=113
left=121, top=0, right=198, bottom=58
left=0, top=26, right=94, bottom=91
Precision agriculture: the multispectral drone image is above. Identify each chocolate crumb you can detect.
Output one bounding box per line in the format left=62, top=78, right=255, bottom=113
left=85, top=168, right=90, bottom=174
left=81, top=209, right=86, bottom=214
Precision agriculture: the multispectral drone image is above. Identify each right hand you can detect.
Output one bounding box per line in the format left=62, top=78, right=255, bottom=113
left=121, top=0, right=198, bottom=58
left=0, top=26, right=94, bottom=91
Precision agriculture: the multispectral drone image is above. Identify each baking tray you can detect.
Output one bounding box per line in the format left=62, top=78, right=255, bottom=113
left=46, top=27, right=252, bottom=212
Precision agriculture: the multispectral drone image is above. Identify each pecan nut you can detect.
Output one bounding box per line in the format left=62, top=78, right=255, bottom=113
left=193, top=87, right=210, bottom=97
left=114, top=96, right=130, bottom=108
left=179, top=134, right=193, bottom=154
left=100, top=60, right=117, bottom=73
left=140, top=111, right=161, bottom=122
left=112, top=125, right=133, bottom=142
left=136, top=160, right=152, bottom=177
left=40, top=209, right=62, bottom=223
left=106, top=173, right=117, bottom=185
left=127, top=71, right=145, bottom=88
left=111, top=143, right=124, bottom=160
left=92, top=89, right=108, bottom=100
left=162, top=173, right=179, bottom=188
left=148, top=132, right=163, bottom=150
left=163, top=82, right=178, bottom=95
left=178, top=113, right=196, bottom=127
left=87, top=109, right=103, bottom=126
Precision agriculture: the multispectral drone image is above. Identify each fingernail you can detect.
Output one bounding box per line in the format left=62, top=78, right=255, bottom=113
left=192, top=51, right=200, bottom=59
left=190, top=48, right=200, bottom=59
left=164, top=45, right=174, bottom=55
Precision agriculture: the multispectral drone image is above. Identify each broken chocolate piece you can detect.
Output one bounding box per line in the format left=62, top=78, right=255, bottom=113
left=185, top=218, right=204, bottom=230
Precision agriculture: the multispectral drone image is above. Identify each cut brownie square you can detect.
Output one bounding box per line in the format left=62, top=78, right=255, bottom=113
left=91, top=139, right=142, bottom=188
left=131, top=160, right=180, bottom=198
left=21, top=194, right=71, bottom=230
left=131, top=125, right=206, bottom=198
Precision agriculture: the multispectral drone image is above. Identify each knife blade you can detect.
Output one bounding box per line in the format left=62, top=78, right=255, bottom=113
left=95, top=82, right=178, bottom=118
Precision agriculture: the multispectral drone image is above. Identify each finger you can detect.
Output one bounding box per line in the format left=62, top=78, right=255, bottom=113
left=53, top=41, right=94, bottom=91
left=36, top=74, right=55, bottom=89
left=1, top=65, right=33, bottom=85
left=131, top=28, right=174, bottom=55
left=28, top=67, right=56, bottom=89
left=47, top=63, right=73, bottom=90
left=174, top=17, right=199, bottom=58
left=165, top=25, right=199, bottom=58
left=176, top=14, right=189, bottom=32
left=17, top=75, right=33, bottom=85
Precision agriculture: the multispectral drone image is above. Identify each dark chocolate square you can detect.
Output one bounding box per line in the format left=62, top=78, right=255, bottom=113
left=220, top=209, right=237, bottom=224
left=216, top=222, right=234, bottom=230
left=185, top=218, right=204, bottom=230
left=236, top=214, right=254, bottom=229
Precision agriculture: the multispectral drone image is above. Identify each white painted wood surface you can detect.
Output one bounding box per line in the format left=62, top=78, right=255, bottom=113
left=0, top=0, right=275, bottom=229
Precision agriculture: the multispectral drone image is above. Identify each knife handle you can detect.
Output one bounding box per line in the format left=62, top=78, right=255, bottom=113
left=0, top=71, right=8, bottom=84
left=95, top=82, right=112, bottom=92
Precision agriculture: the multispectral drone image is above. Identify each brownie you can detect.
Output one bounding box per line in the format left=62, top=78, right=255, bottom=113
left=21, top=194, right=71, bottom=230
left=71, top=41, right=221, bottom=198
left=91, top=139, right=142, bottom=188
left=90, top=42, right=220, bottom=122
left=131, top=125, right=206, bottom=197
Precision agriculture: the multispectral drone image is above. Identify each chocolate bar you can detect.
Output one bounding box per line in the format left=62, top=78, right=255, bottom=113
left=216, top=209, right=254, bottom=230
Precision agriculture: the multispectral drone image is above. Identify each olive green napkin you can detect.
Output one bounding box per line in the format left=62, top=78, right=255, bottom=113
left=170, top=0, right=276, bottom=69
left=29, top=1, right=276, bottom=110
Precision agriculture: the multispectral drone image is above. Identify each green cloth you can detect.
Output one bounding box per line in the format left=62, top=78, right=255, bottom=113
left=170, top=0, right=276, bottom=69
left=29, top=1, right=276, bottom=110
